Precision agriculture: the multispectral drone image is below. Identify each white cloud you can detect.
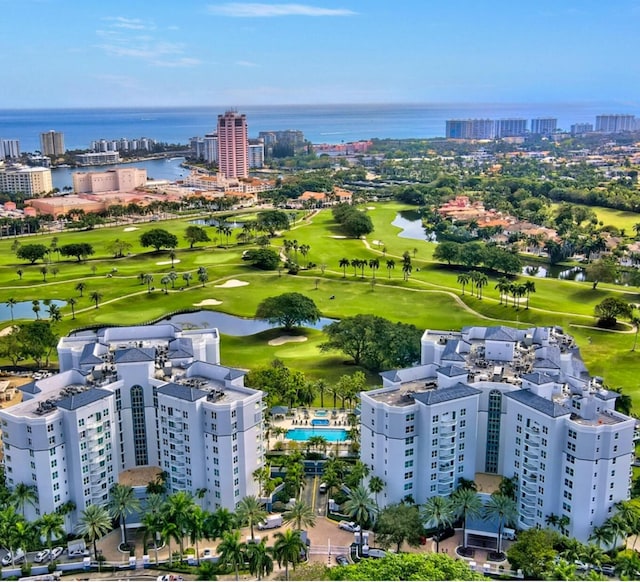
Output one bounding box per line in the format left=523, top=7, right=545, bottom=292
left=207, top=3, right=356, bottom=17
left=103, top=16, right=156, bottom=30
left=236, top=60, right=258, bottom=67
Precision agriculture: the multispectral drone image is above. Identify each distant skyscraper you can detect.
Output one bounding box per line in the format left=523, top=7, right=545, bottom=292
left=595, top=115, right=636, bottom=133
left=570, top=123, right=593, bottom=135
left=0, top=139, right=20, bottom=160
left=530, top=118, right=557, bottom=135
left=494, top=119, right=527, bottom=138
left=445, top=119, right=495, bottom=139
left=40, top=130, right=65, bottom=156
left=248, top=139, right=265, bottom=169
left=217, top=111, right=248, bottom=179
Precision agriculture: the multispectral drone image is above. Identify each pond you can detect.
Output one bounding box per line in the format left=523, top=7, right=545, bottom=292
left=391, top=211, right=436, bottom=241
left=522, top=265, right=587, bottom=281
left=190, top=218, right=244, bottom=228
left=159, top=310, right=336, bottom=336
left=0, top=300, right=67, bottom=323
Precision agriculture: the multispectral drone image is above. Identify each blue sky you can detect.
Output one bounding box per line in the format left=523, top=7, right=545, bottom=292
left=2, top=0, right=639, bottom=108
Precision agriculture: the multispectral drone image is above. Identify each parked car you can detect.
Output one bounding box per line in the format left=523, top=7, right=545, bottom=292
left=335, top=554, right=349, bottom=566
left=50, top=546, right=64, bottom=560
left=367, top=548, right=387, bottom=559
left=433, top=527, right=455, bottom=542
left=600, top=565, right=616, bottom=576
left=319, top=483, right=327, bottom=494
left=338, top=520, right=361, bottom=532
left=2, top=549, right=25, bottom=566
left=35, top=549, right=51, bottom=563
left=574, top=560, right=590, bottom=571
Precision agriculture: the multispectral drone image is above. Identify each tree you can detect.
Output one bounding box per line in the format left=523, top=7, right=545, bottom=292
left=523, top=280, right=536, bottom=309
left=165, top=491, right=195, bottom=560
left=283, top=500, right=316, bottom=531
left=12, top=483, right=38, bottom=518
left=483, top=493, right=517, bottom=555
left=273, top=529, right=306, bottom=581
left=187, top=505, right=206, bottom=566
left=368, top=476, right=385, bottom=507
left=344, top=484, right=377, bottom=535
left=434, top=241, right=461, bottom=265
left=236, top=496, right=267, bottom=542
left=59, top=243, right=95, bottom=262
left=339, top=257, right=350, bottom=278
left=143, top=273, right=154, bottom=293
left=5, top=298, right=16, bottom=321
left=182, top=272, right=193, bottom=287
left=184, top=225, right=211, bottom=248
left=16, top=244, right=48, bottom=264
left=329, top=552, right=484, bottom=581
left=77, top=504, right=112, bottom=559
left=37, top=512, right=65, bottom=563
left=109, top=483, right=140, bottom=547
left=342, top=211, right=374, bottom=238
left=245, top=537, right=274, bottom=580
left=451, top=487, right=483, bottom=550
left=197, top=266, right=208, bottom=287
left=585, top=257, right=619, bottom=290
left=374, top=503, right=424, bottom=553
left=75, top=282, right=86, bottom=297
left=32, top=299, right=40, bottom=320
left=90, top=290, right=103, bottom=309
left=243, top=248, right=281, bottom=270
left=257, top=209, right=290, bottom=236
left=420, top=496, right=454, bottom=553
left=457, top=273, right=470, bottom=295
left=106, top=238, right=132, bottom=258
left=256, top=293, right=320, bottom=331
left=506, top=528, right=559, bottom=580
left=217, top=530, right=246, bottom=581
left=15, top=321, right=58, bottom=367
left=386, top=259, right=395, bottom=278
left=594, top=297, right=632, bottom=328
left=139, top=228, right=178, bottom=251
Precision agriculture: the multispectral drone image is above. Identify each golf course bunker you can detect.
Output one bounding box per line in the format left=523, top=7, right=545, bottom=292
left=329, top=235, right=347, bottom=239
left=123, top=227, right=139, bottom=232
left=268, top=335, right=308, bottom=346
left=215, top=279, right=249, bottom=288
left=372, top=240, right=383, bottom=246
left=193, top=299, right=222, bottom=307
left=156, top=260, right=181, bottom=265
left=367, top=206, right=376, bottom=210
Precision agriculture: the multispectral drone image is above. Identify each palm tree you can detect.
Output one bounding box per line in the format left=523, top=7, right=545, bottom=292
left=143, top=273, right=154, bottom=293
left=75, top=282, right=86, bottom=297
left=0, top=507, right=21, bottom=566
left=160, top=275, right=171, bottom=294
left=165, top=491, right=195, bottom=560
left=182, top=272, right=193, bottom=287
left=12, top=483, right=38, bottom=518
left=236, top=496, right=267, bottom=542
left=217, top=530, right=246, bottom=581
left=343, top=484, right=377, bottom=537
left=283, top=500, right=316, bottom=531
left=168, top=271, right=178, bottom=288
left=451, top=488, right=483, bottom=549
left=495, top=277, right=510, bottom=304
left=245, top=537, right=274, bottom=581
left=77, top=504, right=112, bottom=559
left=315, top=379, right=327, bottom=408
left=420, top=496, right=454, bottom=553
left=197, top=266, right=208, bottom=287
left=205, top=506, right=237, bottom=542
left=523, top=280, right=536, bottom=309
left=632, top=316, right=640, bottom=351
left=187, top=505, right=206, bottom=565
left=369, top=258, right=380, bottom=280
left=5, top=298, right=17, bottom=321
left=273, top=529, right=305, bottom=581
left=38, top=512, right=65, bottom=562
left=368, top=476, right=385, bottom=507
left=458, top=273, right=471, bottom=295
left=32, top=299, right=41, bottom=320
left=142, top=494, right=165, bottom=565
left=474, top=272, right=489, bottom=299
left=90, top=290, right=103, bottom=309
left=109, top=483, right=140, bottom=547
left=386, top=259, right=395, bottom=278
left=589, top=524, right=614, bottom=549
left=161, top=520, right=181, bottom=566
left=55, top=500, right=76, bottom=533
left=483, top=493, right=517, bottom=555
left=68, top=297, right=77, bottom=319
left=169, top=249, right=177, bottom=268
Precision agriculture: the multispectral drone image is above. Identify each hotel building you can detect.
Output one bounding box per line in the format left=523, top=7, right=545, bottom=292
left=40, top=131, right=65, bottom=156
left=361, top=325, right=636, bottom=542
left=0, top=325, right=265, bottom=530
left=0, top=165, right=52, bottom=196
left=530, top=118, right=558, bottom=135
left=217, top=111, right=249, bottom=179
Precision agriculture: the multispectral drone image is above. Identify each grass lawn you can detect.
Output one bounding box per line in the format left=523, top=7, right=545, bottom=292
left=3, top=204, right=640, bottom=410
left=550, top=202, right=640, bottom=233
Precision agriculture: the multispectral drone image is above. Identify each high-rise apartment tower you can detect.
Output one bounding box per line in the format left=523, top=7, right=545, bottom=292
left=217, top=111, right=248, bottom=179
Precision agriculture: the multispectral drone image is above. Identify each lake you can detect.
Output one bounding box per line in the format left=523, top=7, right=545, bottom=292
left=0, top=299, right=67, bottom=323
left=391, top=211, right=436, bottom=241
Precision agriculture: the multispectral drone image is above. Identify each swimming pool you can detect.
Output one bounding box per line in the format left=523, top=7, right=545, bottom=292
left=285, top=428, right=348, bottom=442
left=311, top=419, right=329, bottom=426
left=314, top=410, right=328, bottom=417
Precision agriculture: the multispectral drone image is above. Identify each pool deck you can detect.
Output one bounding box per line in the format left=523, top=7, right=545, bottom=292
left=269, top=408, right=353, bottom=450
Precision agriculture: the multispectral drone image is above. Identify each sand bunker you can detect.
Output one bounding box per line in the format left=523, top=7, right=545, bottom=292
left=367, top=206, right=376, bottom=210
left=329, top=235, right=347, bottom=239
left=372, top=240, right=383, bottom=246
left=123, top=227, right=139, bottom=232
left=156, top=260, right=181, bottom=265
left=268, top=335, right=308, bottom=346
left=0, top=326, right=16, bottom=337
left=215, top=279, right=249, bottom=288
left=193, top=299, right=222, bottom=306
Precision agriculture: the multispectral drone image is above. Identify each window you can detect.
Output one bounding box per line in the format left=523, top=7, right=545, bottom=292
left=405, top=437, right=414, bottom=445
left=404, top=471, right=413, bottom=479
left=405, top=448, right=414, bottom=457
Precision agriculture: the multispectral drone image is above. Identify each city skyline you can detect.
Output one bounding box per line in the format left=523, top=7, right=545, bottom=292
left=2, top=1, right=639, bottom=109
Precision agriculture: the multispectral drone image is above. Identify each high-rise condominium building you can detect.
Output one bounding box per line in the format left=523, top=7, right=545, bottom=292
left=595, top=115, right=637, bottom=133
left=494, top=119, right=528, bottom=138
left=445, top=119, right=495, bottom=140
left=0, top=139, right=20, bottom=160
left=571, top=123, right=594, bottom=135
left=361, top=325, right=636, bottom=543
left=40, top=130, right=65, bottom=156
left=248, top=139, right=265, bottom=169
left=217, top=111, right=248, bottom=179
left=0, top=324, right=265, bottom=532
left=530, top=118, right=558, bottom=135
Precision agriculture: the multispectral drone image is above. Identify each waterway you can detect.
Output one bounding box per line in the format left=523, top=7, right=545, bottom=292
left=0, top=300, right=67, bottom=323
left=391, top=210, right=436, bottom=241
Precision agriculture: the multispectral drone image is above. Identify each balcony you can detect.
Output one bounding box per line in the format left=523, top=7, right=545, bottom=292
left=520, top=505, right=535, bottom=518
left=439, top=450, right=455, bottom=461
left=521, top=484, right=536, bottom=496
left=524, top=438, right=540, bottom=448
left=520, top=515, right=535, bottom=528
left=523, top=461, right=539, bottom=473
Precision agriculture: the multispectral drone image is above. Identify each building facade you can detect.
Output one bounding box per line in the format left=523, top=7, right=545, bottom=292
left=0, top=139, right=20, bottom=160
left=0, top=325, right=265, bottom=530
left=494, top=119, right=528, bottom=138
left=530, top=118, right=558, bottom=135
left=0, top=165, right=52, bottom=196
left=361, top=325, right=636, bottom=542
left=595, top=115, right=637, bottom=133
left=75, top=152, right=120, bottom=166
left=217, top=111, right=248, bottom=179
left=72, top=168, right=147, bottom=194
left=40, top=131, right=65, bottom=156
left=446, top=119, right=495, bottom=140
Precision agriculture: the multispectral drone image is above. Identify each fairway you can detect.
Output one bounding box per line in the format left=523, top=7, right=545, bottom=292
left=2, top=203, right=640, bottom=409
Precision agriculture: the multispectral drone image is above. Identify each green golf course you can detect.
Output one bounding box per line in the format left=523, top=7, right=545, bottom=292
left=1, top=202, right=639, bottom=406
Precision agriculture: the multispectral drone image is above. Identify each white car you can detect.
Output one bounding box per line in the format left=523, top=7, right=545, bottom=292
left=35, top=549, right=50, bottom=563
left=2, top=548, right=25, bottom=566
left=338, top=521, right=361, bottom=532
left=50, top=546, right=64, bottom=560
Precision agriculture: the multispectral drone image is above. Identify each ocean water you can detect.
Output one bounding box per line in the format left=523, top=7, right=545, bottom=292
left=0, top=102, right=630, bottom=152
